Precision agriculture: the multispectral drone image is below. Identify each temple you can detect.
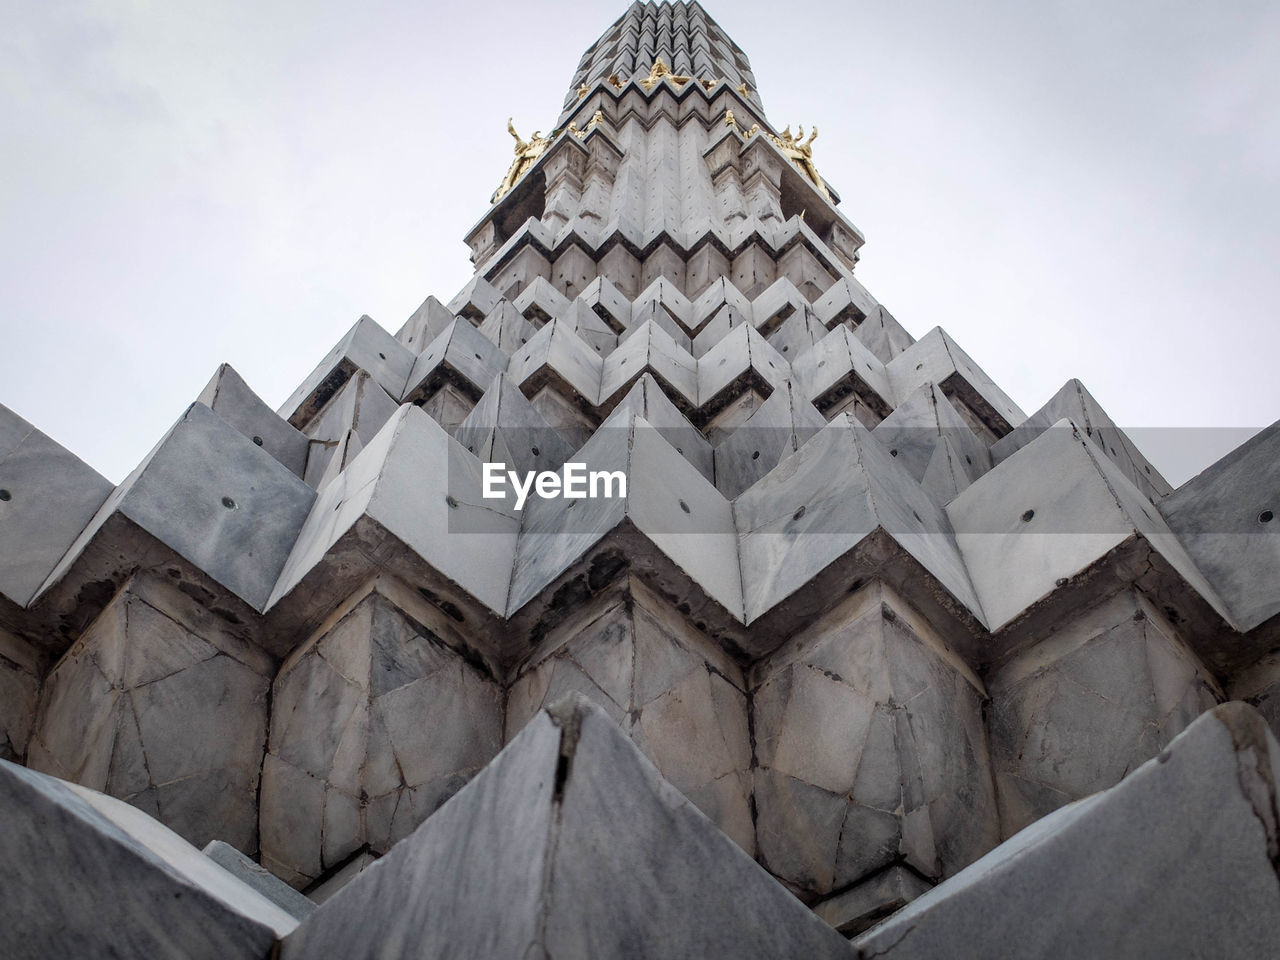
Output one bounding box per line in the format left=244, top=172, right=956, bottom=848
left=2, top=2, right=1278, bottom=956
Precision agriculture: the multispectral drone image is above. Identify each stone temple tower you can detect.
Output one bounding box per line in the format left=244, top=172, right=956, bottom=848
left=2, top=2, right=1279, bottom=956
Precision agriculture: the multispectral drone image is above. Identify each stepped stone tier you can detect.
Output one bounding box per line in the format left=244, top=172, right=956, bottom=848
left=1, top=1, right=1278, bottom=955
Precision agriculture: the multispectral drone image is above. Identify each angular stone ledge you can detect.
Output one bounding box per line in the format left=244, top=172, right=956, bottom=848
left=853, top=702, right=1280, bottom=960
left=281, top=694, right=855, bottom=959
left=0, top=759, right=296, bottom=959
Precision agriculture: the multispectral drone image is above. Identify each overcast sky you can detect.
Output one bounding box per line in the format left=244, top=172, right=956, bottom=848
left=3, top=0, right=1277, bottom=485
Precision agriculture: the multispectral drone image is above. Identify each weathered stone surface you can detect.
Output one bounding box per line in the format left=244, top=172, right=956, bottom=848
left=0, top=402, right=113, bottom=607
left=279, top=314, right=415, bottom=428
left=992, top=378, right=1171, bottom=503
left=298, top=371, right=399, bottom=488
left=1160, top=417, right=1280, bottom=635
left=0, top=758, right=296, bottom=959
left=752, top=583, right=998, bottom=898
left=886, top=327, right=1026, bottom=441
left=261, top=584, right=502, bottom=888
left=507, top=577, right=753, bottom=851
left=736, top=415, right=982, bottom=631
left=203, top=840, right=317, bottom=921
left=814, top=864, right=933, bottom=937
left=28, top=573, right=273, bottom=852
left=947, top=419, right=1229, bottom=635
left=281, top=695, right=856, bottom=959
left=39, top=401, right=317, bottom=615
left=987, top=589, right=1222, bottom=836
left=198, top=363, right=309, bottom=479
left=455, top=373, right=576, bottom=479
left=0, top=626, right=40, bottom=761
left=853, top=702, right=1280, bottom=959
left=268, top=405, right=519, bottom=638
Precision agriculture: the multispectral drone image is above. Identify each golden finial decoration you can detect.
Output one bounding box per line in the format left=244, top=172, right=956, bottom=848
left=607, top=73, right=623, bottom=89
left=577, top=83, right=589, bottom=99
left=724, top=109, right=737, bottom=128
left=736, top=82, right=750, bottom=96
left=700, top=78, right=718, bottom=91
left=492, top=118, right=552, bottom=204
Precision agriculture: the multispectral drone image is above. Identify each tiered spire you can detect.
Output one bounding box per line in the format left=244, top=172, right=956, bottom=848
left=1, top=2, right=1278, bottom=954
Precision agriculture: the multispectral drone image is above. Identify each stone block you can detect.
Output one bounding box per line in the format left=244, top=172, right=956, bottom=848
left=0, top=759, right=297, bottom=958
left=278, top=315, right=415, bottom=428
left=508, top=412, right=743, bottom=626
left=987, top=589, right=1221, bottom=837
left=792, top=325, right=893, bottom=424
left=280, top=695, right=856, bottom=960
left=752, top=582, right=998, bottom=898
left=0, top=403, right=114, bottom=609
left=872, top=383, right=992, bottom=504
left=578, top=274, right=632, bottom=332
left=299, top=371, right=399, bottom=488
left=202, top=840, right=317, bottom=921
left=992, top=379, right=1171, bottom=504
left=814, top=864, right=933, bottom=937
left=455, top=373, right=576, bottom=478
left=394, top=294, right=455, bottom=350
left=947, top=419, right=1231, bottom=637
left=735, top=415, right=982, bottom=638
left=713, top=381, right=826, bottom=498
left=512, top=275, right=571, bottom=324
left=268, top=406, right=519, bottom=646
left=696, top=320, right=789, bottom=416
left=886, top=327, right=1025, bottom=441
left=813, top=275, right=878, bottom=329
left=403, top=317, right=510, bottom=407
left=600, top=319, right=699, bottom=411
left=507, top=317, right=606, bottom=405
left=0, top=626, right=39, bottom=761
left=607, top=374, right=714, bottom=480
left=446, top=274, right=502, bottom=322
left=1160, top=417, right=1280, bottom=636
left=506, top=577, right=752, bottom=851
left=853, top=304, right=915, bottom=364
left=38, top=402, right=317, bottom=616
left=197, top=364, right=309, bottom=479
left=477, top=299, right=540, bottom=354
left=28, top=572, right=273, bottom=852
left=853, top=703, right=1280, bottom=960
left=261, top=585, right=502, bottom=888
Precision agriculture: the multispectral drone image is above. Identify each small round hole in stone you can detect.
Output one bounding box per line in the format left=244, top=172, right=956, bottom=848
left=221, top=496, right=236, bottom=509
left=531, top=446, right=540, bottom=457
left=252, top=436, right=264, bottom=446
left=1021, top=509, right=1035, bottom=523
left=752, top=450, right=760, bottom=460
left=679, top=499, right=691, bottom=513
left=793, top=505, right=806, bottom=521
left=1261, top=510, right=1274, bottom=524
left=0, top=489, right=10, bottom=502
left=446, top=495, right=459, bottom=509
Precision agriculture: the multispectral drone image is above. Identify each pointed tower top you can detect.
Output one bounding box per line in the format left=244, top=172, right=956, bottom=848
left=559, top=0, right=764, bottom=122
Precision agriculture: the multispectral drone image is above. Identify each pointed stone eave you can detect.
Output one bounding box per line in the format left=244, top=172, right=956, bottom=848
left=279, top=695, right=855, bottom=959
left=735, top=414, right=988, bottom=654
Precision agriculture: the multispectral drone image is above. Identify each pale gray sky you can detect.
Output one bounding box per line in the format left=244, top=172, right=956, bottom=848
left=3, top=0, right=1277, bottom=485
